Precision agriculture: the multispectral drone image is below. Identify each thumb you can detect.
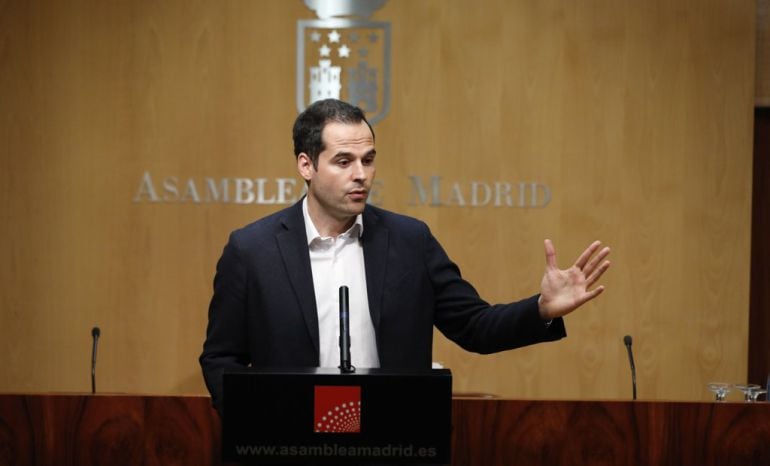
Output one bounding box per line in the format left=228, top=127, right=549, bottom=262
left=544, top=238, right=558, bottom=270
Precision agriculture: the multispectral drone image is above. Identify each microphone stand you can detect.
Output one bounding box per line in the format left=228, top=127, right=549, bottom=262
left=624, top=335, right=637, bottom=400
left=338, top=286, right=355, bottom=373
left=91, top=327, right=100, bottom=394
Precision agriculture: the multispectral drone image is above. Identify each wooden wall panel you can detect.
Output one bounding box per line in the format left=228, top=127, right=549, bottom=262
left=0, top=0, right=756, bottom=401
left=758, top=0, right=769, bottom=105
left=749, top=108, right=770, bottom=387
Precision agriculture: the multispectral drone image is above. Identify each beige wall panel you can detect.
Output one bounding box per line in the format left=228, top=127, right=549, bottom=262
left=0, top=0, right=755, bottom=401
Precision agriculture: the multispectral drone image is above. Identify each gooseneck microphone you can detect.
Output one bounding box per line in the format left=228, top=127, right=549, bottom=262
left=623, top=335, right=637, bottom=400
left=338, top=286, right=355, bottom=373
left=91, top=327, right=100, bottom=394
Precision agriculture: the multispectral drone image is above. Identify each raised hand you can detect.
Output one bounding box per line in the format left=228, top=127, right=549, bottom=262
left=537, top=239, right=611, bottom=320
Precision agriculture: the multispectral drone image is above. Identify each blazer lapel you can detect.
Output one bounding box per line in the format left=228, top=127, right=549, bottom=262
left=362, top=206, right=389, bottom=332
left=276, top=201, right=320, bottom=360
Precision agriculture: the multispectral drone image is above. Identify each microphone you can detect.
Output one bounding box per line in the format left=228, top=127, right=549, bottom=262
left=623, top=335, right=637, bottom=400
left=91, top=327, right=100, bottom=394
left=338, top=286, right=355, bottom=373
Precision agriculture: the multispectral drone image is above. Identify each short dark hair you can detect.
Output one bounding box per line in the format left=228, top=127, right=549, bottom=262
left=292, top=99, right=374, bottom=168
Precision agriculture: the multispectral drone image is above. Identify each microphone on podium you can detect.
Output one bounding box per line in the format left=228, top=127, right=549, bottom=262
left=338, top=286, right=355, bottom=373
left=623, top=335, right=637, bottom=400
left=91, top=326, right=101, bottom=394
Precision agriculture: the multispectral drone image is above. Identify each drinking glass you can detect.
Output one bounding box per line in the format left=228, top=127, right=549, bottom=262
left=733, top=384, right=761, bottom=402
left=706, top=382, right=731, bottom=401
left=749, top=388, right=767, bottom=402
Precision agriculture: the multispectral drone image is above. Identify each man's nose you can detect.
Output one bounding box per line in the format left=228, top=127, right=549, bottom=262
left=352, top=161, right=367, bottom=180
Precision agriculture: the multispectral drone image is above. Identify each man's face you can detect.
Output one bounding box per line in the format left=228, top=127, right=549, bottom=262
left=298, top=120, right=376, bottom=228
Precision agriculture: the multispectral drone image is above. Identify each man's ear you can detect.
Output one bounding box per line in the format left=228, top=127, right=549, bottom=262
left=297, top=153, right=314, bottom=182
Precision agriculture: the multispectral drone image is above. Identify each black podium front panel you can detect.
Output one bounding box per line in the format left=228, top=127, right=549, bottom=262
left=223, top=368, right=452, bottom=464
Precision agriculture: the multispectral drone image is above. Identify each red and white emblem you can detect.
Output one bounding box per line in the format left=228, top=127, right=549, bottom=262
left=314, top=385, right=362, bottom=433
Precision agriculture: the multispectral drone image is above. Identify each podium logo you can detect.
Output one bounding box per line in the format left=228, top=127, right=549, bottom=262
left=314, top=385, right=361, bottom=433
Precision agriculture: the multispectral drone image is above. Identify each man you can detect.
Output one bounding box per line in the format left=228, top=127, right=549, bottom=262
left=200, top=99, right=610, bottom=413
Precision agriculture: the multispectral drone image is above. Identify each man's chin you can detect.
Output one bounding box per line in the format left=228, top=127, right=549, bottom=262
left=349, top=203, right=367, bottom=214
left=345, top=199, right=367, bottom=214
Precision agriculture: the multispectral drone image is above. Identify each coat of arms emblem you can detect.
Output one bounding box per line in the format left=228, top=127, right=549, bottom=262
left=297, top=0, right=391, bottom=124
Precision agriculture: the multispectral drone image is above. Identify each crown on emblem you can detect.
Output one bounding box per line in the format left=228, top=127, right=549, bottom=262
left=303, top=0, right=387, bottom=20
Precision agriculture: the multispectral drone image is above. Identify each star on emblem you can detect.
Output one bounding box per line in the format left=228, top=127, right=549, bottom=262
left=338, top=44, right=351, bottom=58
left=310, top=31, right=321, bottom=42
left=349, top=32, right=360, bottom=43
left=328, top=30, right=341, bottom=43
left=319, top=44, right=331, bottom=57
left=368, top=32, right=378, bottom=43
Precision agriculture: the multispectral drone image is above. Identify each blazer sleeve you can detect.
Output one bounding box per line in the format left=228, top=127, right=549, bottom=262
left=424, top=227, right=566, bottom=354
left=199, top=232, right=251, bottom=414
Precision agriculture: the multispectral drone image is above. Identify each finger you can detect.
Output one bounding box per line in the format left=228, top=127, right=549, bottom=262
left=585, top=260, right=611, bottom=288
left=574, top=240, right=602, bottom=270
left=576, top=285, right=606, bottom=307
left=544, top=238, right=558, bottom=269
left=582, top=246, right=611, bottom=277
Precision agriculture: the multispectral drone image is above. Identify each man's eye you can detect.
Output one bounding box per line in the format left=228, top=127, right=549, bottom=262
left=337, top=160, right=350, bottom=167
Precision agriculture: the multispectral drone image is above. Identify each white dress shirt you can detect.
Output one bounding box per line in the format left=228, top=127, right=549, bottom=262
left=303, top=198, right=380, bottom=369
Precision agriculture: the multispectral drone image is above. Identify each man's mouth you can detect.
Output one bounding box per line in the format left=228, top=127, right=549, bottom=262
left=347, top=190, right=368, bottom=200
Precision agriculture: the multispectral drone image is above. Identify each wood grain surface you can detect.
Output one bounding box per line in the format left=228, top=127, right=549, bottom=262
left=758, top=0, right=769, bottom=105
left=1, top=395, right=769, bottom=466
left=451, top=398, right=770, bottom=466
left=0, top=0, right=757, bottom=400
left=0, top=395, right=221, bottom=466
left=749, top=108, right=770, bottom=387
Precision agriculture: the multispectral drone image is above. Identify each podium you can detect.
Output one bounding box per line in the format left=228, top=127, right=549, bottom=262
left=222, top=368, right=452, bottom=464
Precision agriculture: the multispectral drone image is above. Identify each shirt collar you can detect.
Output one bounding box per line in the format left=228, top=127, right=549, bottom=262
left=302, top=197, right=364, bottom=245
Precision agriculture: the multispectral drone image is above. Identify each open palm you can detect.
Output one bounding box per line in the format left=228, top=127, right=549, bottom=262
left=538, top=239, right=611, bottom=320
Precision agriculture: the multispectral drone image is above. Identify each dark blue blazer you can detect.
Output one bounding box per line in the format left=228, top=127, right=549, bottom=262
left=200, top=200, right=566, bottom=410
